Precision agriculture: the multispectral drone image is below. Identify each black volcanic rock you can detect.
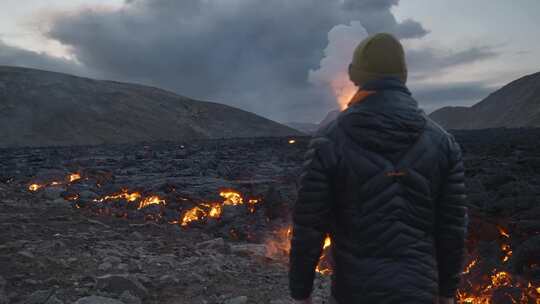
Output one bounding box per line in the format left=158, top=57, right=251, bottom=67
left=430, top=72, right=540, bottom=129
left=0, top=66, right=300, bottom=147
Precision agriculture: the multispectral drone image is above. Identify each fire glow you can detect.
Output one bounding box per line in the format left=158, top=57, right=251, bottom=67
left=455, top=225, right=540, bottom=303
left=331, top=74, right=357, bottom=110
left=264, top=226, right=332, bottom=275
left=28, top=172, right=83, bottom=191
left=178, top=191, right=260, bottom=227
left=25, top=173, right=540, bottom=303
left=93, top=190, right=142, bottom=203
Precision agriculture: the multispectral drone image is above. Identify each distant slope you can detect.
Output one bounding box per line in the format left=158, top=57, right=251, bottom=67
left=319, top=110, right=340, bottom=128
left=0, top=66, right=300, bottom=147
left=430, top=72, right=540, bottom=129
left=285, top=122, right=317, bottom=135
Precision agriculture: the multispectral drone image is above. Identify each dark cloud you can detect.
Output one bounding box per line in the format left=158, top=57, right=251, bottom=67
left=393, top=19, right=430, bottom=40
left=342, top=0, right=399, bottom=11
left=341, top=0, right=429, bottom=39
left=40, top=0, right=431, bottom=123
left=407, top=45, right=499, bottom=79
left=411, top=82, right=495, bottom=113
left=1, top=0, right=497, bottom=123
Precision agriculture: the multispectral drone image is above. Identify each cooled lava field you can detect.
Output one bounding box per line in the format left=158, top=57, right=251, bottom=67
left=1, top=129, right=540, bottom=304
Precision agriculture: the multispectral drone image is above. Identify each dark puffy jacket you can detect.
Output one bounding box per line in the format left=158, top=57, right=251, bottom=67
left=289, top=78, right=468, bottom=303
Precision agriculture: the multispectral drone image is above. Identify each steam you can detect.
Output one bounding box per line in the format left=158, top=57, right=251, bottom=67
left=308, top=21, right=368, bottom=109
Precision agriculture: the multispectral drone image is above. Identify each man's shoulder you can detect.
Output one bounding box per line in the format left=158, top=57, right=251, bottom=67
left=314, top=115, right=341, bottom=140
left=424, top=116, right=456, bottom=142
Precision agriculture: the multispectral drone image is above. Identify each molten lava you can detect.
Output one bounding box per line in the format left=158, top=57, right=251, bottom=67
left=69, top=173, right=82, bottom=183
left=178, top=190, right=260, bottom=227
left=316, top=235, right=333, bottom=275
left=138, top=195, right=165, bottom=210
left=331, top=74, right=357, bottom=110
left=456, top=223, right=540, bottom=303
left=264, top=226, right=332, bottom=275
left=28, top=172, right=82, bottom=191
left=93, top=190, right=142, bottom=203
left=221, top=190, right=243, bottom=206
left=181, top=206, right=207, bottom=227
left=23, top=172, right=540, bottom=303
left=28, top=184, right=42, bottom=191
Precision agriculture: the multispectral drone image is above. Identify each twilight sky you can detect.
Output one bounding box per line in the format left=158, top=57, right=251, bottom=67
left=1, top=0, right=539, bottom=123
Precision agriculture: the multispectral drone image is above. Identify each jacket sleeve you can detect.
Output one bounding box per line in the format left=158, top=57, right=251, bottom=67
left=289, top=136, right=337, bottom=300
left=436, top=136, right=468, bottom=298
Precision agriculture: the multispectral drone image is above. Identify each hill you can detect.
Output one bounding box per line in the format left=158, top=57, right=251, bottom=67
left=430, top=72, right=540, bottom=129
left=0, top=66, right=300, bottom=147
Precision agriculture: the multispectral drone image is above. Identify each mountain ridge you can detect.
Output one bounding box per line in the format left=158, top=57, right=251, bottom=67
left=430, top=72, right=540, bottom=129
left=0, top=66, right=301, bottom=147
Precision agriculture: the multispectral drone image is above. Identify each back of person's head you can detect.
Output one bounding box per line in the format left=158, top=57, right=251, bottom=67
left=349, top=33, right=408, bottom=87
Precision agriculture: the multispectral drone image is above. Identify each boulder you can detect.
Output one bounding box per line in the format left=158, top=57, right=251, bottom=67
left=96, top=274, right=148, bottom=299
left=74, top=296, right=124, bottom=304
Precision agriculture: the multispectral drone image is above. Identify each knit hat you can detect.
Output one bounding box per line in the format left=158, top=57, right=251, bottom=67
left=348, top=33, right=408, bottom=87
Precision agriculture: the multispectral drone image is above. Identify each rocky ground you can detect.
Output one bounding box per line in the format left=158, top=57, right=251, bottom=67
left=1, top=129, right=540, bottom=304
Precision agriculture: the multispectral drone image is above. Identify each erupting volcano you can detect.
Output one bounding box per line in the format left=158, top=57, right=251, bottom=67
left=331, top=73, right=357, bottom=110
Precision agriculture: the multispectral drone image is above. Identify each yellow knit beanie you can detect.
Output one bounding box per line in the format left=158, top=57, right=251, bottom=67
left=349, top=33, right=408, bottom=87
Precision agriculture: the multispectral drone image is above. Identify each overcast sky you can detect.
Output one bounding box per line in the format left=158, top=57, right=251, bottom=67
left=1, top=0, right=539, bottom=123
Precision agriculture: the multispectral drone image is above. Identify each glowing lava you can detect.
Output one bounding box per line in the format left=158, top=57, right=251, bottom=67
left=93, top=190, right=142, bottom=203
left=331, top=74, right=357, bottom=110
left=69, top=173, right=82, bottom=182
left=221, top=190, right=244, bottom=206
left=179, top=191, right=259, bottom=227
left=28, top=184, right=42, bottom=191
left=138, top=195, right=165, bottom=210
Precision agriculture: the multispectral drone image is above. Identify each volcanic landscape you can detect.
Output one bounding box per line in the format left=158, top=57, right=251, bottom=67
left=1, top=129, right=540, bottom=304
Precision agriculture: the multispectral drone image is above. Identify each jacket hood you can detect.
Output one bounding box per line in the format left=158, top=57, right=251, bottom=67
left=337, top=80, right=426, bottom=163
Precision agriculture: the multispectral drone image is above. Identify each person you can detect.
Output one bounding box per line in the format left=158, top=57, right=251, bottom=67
left=288, top=33, right=468, bottom=304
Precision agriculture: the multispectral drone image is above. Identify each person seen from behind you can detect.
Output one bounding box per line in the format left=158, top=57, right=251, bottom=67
left=288, top=33, right=468, bottom=304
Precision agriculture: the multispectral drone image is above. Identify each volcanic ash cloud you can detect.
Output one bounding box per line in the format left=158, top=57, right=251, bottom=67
left=309, top=21, right=368, bottom=110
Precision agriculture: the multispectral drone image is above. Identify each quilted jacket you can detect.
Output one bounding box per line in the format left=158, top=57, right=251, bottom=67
left=289, top=78, right=468, bottom=303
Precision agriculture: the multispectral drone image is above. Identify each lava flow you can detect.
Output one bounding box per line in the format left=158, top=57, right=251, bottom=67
left=177, top=190, right=261, bottom=226
left=456, top=225, right=540, bottom=303
left=264, top=226, right=332, bottom=275
left=25, top=172, right=540, bottom=303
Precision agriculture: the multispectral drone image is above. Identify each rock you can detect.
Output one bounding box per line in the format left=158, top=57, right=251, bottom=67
left=103, top=256, right=122, bottom=264
left=231, top=244, right=266, bottom=257
left=45, top=296, right=64, bottom=304
left=50, top=198, right=70, bottom=206
left=0, top=276, right=5, bottom=291
left=225, top=296, right=248, bottom=304
left=74, top=296, right=124, bottom=304
left=196, top=238, right=225, bottom=251
left=269, top=300, right=292, bottom=304
left=79, top=190, right=98, bottom=200
left=18, top=250, right=35, bottom=259
left=117, top=263, right=129, bottom=272
left=96, top=274, right=148, bottom=298
left=98, top=262, right=113, bottom=271
left=129, top=231, right=145, bottom=241
left=119, top=291, right=141, bottom=304
left=42, top=187, right=65, bottom=200
left=0, top=276, right=7, bottom=304
left=157, top=275, right=179, bottom=288
left=22, top=290, right=53, bottom=304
